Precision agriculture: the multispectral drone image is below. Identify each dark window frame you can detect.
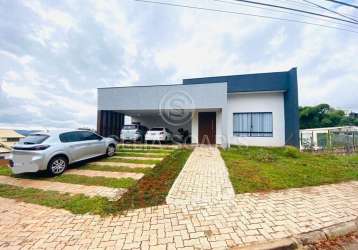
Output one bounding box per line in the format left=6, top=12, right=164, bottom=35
left=233, top=112, right=273, bottom=137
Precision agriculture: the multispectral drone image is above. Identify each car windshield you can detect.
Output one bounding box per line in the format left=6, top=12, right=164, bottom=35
left=20, top=134, right=49, bottom=145
left=123, top=125, right=137, bottom=130
left=150, top=128, right=164, bottom=131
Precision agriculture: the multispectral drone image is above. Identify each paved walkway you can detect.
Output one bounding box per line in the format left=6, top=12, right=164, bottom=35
left=166, top=146, right=235, bottom=205
left=0, top=182, right=358, bottom=249
left=112, top=156, right=164, bottom=161
left=0, top=175, right=127, bottom=201
left=65, top=169, right=144, bottom=180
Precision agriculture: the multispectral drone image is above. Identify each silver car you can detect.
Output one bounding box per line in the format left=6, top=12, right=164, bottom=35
left=9, top=130, right=117, bottom=175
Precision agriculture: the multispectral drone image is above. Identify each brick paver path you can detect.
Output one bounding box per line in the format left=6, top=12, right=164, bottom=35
left=117, top=152, right=169, bottom=156
left=65, top=169, right=144, bottom=180
left=0, top=176, right=127, bottom=201
left=89, top=162, right=155, bottom=168
left=166, top=146, right=235, bottom=205
left=1, top=182, right=358, bottom=249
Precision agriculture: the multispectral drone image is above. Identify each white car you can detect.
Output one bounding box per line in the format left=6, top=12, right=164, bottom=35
left=9, top=130, right=117, bottom=175
left=145, top=127, right=173, bottom=143
left=120, top=124, right=148, bottom=142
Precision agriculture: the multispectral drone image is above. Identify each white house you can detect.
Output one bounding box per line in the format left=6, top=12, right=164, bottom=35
left=97, top=68, right=299, bottom=148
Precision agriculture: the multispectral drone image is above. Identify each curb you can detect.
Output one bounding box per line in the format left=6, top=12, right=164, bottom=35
left=232, top=217, right=358, bottom=250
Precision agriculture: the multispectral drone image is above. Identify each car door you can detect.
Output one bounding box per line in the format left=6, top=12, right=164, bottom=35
left=79, top=131, right=106, bottom=157
left=59, top=131, right=88, bottom=162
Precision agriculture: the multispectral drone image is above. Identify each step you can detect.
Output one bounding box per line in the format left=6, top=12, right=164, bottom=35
left=65, top=169, right=144, bottom=180
left=111, top=156, right=163, bottom=161
left=88, top=162, right=155, bottom=169
left=0, top=175, right=126, bottom=201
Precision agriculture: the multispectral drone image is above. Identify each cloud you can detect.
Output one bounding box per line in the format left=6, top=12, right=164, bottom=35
left=0, top=0, right=357, bottom=130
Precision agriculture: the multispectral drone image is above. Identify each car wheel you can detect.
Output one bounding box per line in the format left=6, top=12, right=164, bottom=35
left=106, top=144, right=116, bottom=157
left=47, top=156, right=68, bottom=176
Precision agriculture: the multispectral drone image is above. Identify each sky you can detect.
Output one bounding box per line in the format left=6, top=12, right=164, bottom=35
left=0, top=0, right=357, bottom=130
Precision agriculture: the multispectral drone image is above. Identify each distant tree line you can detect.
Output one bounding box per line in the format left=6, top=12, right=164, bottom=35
left=299, top=104, right=358, bottom=129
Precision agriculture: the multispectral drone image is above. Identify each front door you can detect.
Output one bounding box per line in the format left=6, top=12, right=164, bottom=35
left=198, top=112, right=216, bottom=144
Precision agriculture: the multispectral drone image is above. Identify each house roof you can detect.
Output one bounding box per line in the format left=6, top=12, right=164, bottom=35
left=0, top=129, right=25, bottom=139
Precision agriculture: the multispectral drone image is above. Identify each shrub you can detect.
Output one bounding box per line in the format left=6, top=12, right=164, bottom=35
left=283, top=146, right=300, bottom=158
left=249, top=149, right=277, bottom=162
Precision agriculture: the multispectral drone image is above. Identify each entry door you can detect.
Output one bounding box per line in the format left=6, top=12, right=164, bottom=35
left=198, top=112, right=216, bottom=144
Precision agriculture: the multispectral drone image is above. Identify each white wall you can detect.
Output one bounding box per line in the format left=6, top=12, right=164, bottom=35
left=98, top=83, right=227, bottom=111
left=191, top=112, right=198, bottom=144
left=227, top=92, right=285, bottom=147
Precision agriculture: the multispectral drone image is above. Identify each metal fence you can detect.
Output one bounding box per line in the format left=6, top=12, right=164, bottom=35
left=300, top=128, right=358, bottom=153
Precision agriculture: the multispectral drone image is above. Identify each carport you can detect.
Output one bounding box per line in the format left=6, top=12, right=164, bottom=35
left=97, top=83, right=228, bottom=147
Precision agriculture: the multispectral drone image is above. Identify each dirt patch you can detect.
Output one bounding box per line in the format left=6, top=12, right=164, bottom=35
left=308, top=231, right=358, bottom=249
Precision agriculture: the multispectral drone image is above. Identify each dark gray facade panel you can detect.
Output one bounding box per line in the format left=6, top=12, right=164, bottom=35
left=284, top=68, right=300, bottom=147
left=97, top=110, right=124, bottom=137
left=183, top=71, right=289, bottom=92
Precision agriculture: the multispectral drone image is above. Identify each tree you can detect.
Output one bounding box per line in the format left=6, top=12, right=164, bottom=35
left=299, top=104, right=358, bottom=129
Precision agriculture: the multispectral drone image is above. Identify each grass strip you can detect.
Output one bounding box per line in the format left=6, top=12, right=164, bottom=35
left=0, top=184, right=117, bottom=215
left=221, top=146, right=358, bottom=194
left=115, top=148, right=192, bottom=211
left=115, top=152, right=168, bottom=158
left=118, top=147, right=174, bottom=152
left=102, top=158, right=161, bottom=165
left=78, top=164, right=151, bottom=174
left=0, top=166, right=136, bottom=189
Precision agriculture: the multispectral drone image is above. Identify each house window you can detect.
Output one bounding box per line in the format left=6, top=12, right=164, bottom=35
left=233, top=112, right=273, bottom=137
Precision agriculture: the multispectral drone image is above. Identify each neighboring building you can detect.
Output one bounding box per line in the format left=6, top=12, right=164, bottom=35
left=300, top=126, right=358, bottom=150
left=97, top=68, right=299, bottom=148
left=0, top=129, right=25, bottom=155
left=349, top=112, right=358, bottom=119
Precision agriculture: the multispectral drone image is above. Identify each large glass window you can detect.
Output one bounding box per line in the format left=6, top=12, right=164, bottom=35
left=79, top=131, right=102, bottom=141
left=233, top=112, right=273, bottom=137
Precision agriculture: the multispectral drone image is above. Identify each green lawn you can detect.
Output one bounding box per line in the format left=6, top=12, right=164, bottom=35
left=118, top=148, right=174, bottom=154
left=101, top=157, right=161, bottom=165
left=0, top=184, right=117, bottom=215
left=221, top=146, right=358, bottom=193
left=0, top=167, right=136, bottom=189
left=79, top=164, right=151, bottom=174
left=115, top=152, right=168, bottom=158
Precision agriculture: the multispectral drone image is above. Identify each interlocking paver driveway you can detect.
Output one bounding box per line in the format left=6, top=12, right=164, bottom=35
left=1, top=182, right=358, bottom=249
left=166, top=146, right=235, bottom=205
